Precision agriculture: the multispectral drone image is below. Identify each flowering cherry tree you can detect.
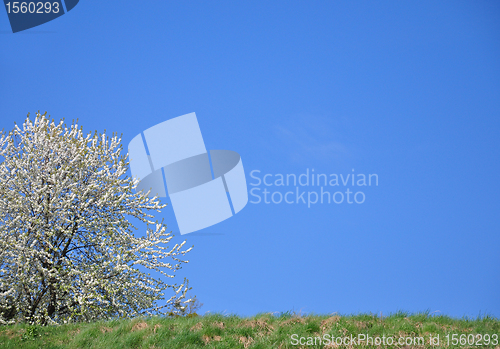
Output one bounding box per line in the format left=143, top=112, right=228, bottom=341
left=0, top=112, right=193, bottom=325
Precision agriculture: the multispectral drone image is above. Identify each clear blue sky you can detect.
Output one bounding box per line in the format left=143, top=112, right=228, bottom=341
left=1, top=1, right=499, bottom=318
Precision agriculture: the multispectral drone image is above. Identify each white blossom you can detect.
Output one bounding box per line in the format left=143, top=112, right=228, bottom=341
left=0, top=112, right=193, bottom=325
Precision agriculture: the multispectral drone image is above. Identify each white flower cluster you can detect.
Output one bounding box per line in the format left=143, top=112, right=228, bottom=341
left=0, top=112, right=193, bottom=325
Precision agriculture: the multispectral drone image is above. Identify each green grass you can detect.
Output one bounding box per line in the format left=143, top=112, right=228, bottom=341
left=0, top=311, right=498, bottom=348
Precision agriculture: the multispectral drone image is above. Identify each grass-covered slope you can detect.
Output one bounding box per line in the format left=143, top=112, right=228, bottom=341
left=0, top=312, right=498, bottom=348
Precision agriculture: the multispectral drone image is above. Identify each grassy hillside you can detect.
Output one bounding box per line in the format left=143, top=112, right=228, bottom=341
left=0, top=312, right=498, bottom=348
